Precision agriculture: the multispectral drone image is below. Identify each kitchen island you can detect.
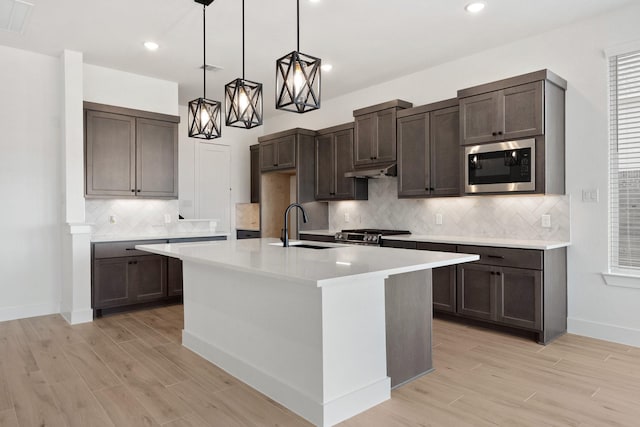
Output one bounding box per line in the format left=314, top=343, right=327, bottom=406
left=136, top=238, right=478, bottom=426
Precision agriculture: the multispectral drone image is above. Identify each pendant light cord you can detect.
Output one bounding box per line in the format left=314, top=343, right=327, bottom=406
left=296, top=0, right=300, bottom=52
left=242, top=0, right=245, bottom=79
left=202, top=4, right=206, bottom=98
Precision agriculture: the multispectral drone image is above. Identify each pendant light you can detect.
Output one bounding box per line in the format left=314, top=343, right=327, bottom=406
left=225, top=0, right=263, bottom=128
left=275, top=0, right=321, bottom=113
left=188, top=0, right=222, bottom=139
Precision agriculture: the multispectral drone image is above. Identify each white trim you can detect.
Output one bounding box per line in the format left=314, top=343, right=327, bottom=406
left=568, top=317, right=640, bottom=348
left=0, top=301, right=60, bottom=322
left=182, top=330, right=390, bottom=427
left=67, top=223, right=91, bottom=234
left=601, top=272, right=640, bottom=289
left=60, top=308, right=93, bottom=325
left=604, top=38, right=640, bottom=58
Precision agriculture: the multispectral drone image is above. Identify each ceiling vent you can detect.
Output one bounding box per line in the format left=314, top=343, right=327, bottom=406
left=0, top=0, right=33, bottom=34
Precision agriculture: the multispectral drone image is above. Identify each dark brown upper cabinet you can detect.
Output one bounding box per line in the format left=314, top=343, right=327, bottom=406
left=250, top=144, right=260, bottom=203
left=84, top=102, right=179, bottom=199
left=397, top=99, right=460, bottom=198
left=459, top=81, right=543, bottom=145
left=259, top=134, right=296, bottom=171
left=315, top=123, right=367, bottom=201
left=458, top=70, right=567, bottom=195
left=353, top=99, right=412, bottom=167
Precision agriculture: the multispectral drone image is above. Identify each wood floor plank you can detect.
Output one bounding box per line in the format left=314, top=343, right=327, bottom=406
left=91, top=340, right=191, bottom=424
left=28, top=314, right=86, bottom=345
left=0, top=335, right=39, bottom=374
left=119, top=339, right=188, bottom=386
left=160, top=413, right=213, bottom=427
left=8, top=370, right=66, bottom=427
left=62, top=341, right=121, bottom=391
left=49, top=377, right=114, bottom=427
left=0, top=365, right=13, bottom=412
left=116, top=317, right=171, bottom=347
left=129, top=311, right=182, bottom=343
left=94, top=317, right=137, bottom=343
left=94, top=384, right=161, bottom=427
left=28, top=339, right=80, bottom=384
left=154, top=343, right=237, bottom=392
left=0, top=408, right=19, bottom=427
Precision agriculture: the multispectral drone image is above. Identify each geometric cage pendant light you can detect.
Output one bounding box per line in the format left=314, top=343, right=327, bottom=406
left=188, top=0, right=222, bottom=139
left=225, top=0, right=263, bottom=128
left=275, top=0, right=321, bottom=113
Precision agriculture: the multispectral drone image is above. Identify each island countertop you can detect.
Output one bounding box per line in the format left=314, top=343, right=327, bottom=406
left=136, top=238, right=479, bottom=287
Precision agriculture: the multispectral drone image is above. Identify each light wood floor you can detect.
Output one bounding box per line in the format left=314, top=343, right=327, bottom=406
left=0, top=306, right=639, bottom=427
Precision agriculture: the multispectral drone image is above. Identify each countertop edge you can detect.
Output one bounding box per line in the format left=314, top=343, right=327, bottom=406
left=382, top=235, right=571, bottom=250
left=92, top=232, right=231, bottom=243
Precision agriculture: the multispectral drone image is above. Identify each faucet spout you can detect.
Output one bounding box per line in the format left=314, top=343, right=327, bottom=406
left=282, top=203, right=309, bottom=247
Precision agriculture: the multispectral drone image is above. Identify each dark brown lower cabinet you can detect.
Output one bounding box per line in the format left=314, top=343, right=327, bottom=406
left=92, top=236, right=226, bottom=315
left=167, top=257, right=183, bottom=297
left=416, top=242, right=456, bottom=314
left=382, top=239, right=566, bottom=344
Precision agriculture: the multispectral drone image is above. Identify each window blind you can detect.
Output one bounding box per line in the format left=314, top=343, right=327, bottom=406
left=610, top=50, right=640, bottom=271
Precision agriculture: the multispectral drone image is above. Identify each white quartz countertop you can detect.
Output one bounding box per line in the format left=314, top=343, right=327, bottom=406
left=91, top=231, right=230, bottom=243
left=384, top=234, right=571, bottom=250
left=136, top=238, right=479, bottom=287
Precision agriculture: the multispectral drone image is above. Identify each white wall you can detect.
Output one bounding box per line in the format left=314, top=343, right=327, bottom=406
left=83, top=64, right=178, bottom=116
left=0, top=46, right=63, bottom=320
left=264, top=2, right=640, bottom=346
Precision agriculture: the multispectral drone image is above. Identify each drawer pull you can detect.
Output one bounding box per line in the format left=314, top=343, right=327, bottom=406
left=125, top=248, right=136, bottom=251
left=487, top=255, right=504, bottom=259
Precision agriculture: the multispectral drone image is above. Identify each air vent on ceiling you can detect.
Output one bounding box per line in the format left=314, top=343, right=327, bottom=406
left=200, top=64, right=224, bottom=72
left=0, top=0, right=33, bottom=34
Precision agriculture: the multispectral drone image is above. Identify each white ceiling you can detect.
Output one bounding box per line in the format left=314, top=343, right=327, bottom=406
left=0, top=0, right=634, bottom=118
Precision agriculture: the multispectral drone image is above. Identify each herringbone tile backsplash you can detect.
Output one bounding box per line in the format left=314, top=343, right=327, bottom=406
left=86, top=199, right=214, bottom=237
left=329, top=178, right=570, bottom=241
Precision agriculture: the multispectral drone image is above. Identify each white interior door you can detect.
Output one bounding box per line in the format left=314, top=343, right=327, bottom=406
left=194, top=143, right=231, bottom=231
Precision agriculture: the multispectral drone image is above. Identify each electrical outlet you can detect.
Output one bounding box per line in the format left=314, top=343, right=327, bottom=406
left=435, top=213, right=443, bottom=225
left=541, top=214, right=551, bottom=228
left=344, top=212, right=350, bottom=223
left=109, top=215, right=117, bottom=224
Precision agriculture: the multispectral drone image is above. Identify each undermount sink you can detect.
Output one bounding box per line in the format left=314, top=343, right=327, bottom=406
left=291, top=244, right=335, bottom=250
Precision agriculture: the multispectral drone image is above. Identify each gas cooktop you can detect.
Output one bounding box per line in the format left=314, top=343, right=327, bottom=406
left=335, top=229, right=411, bottom=245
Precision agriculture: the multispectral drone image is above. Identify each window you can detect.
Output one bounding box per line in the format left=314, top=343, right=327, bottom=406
left=610, top=50, right=640, bottom=272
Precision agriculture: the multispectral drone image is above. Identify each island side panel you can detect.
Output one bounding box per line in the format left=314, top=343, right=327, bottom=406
left=385, top=269, right=433, bottom=388
left=320, top=276, right=391, bottom=426
left=181, top=261, right=325, bottom=425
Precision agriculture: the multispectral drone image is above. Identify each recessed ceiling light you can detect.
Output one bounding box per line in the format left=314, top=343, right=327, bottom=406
left=144, top=41, right=159, bottom=51
left=321, top=63, right=333, bottom=72
left=465, top=2, right=485, bottom=13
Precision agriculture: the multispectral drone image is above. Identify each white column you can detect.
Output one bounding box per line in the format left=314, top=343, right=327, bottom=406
left=60, top=50, right=92, bottom=324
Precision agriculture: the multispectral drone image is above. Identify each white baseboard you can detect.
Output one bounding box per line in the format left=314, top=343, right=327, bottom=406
left=0, top=302, right=60, bottom=322
left=183, top=330, right=390, bottom=427
left=60, top=308, right=93, bottom=325
left=568, top=317, right=640, bottom=348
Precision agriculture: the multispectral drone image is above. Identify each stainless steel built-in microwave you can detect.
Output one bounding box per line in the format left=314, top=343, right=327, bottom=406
left=464, top=139, right=535, bottom=193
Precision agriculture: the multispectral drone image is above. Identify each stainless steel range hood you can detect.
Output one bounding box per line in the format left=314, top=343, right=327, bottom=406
left=344, top=163, right=397, bottom=179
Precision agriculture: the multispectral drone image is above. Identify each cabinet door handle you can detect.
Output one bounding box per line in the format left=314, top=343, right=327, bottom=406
left=125, top=248, right=136, bottom=251
left=495, top=271, right=501, bottom=276
left=487, top=255, right=504, bottom=259
left=498, top=131, right=503, bottom=135
left=131, top=189, right=135, bottom=193
left=136, top=189, right=141, bottom=193
left=492, top=132, right=498, bottom=136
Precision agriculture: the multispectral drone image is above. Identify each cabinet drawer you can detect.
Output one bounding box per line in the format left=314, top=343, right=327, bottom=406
left=381, top=239, right=417, bottom=249
left=457, top=245, right=542, bottom=270
left=168, top=236, right=227, bottom=244
left=93, top=239, right=167, bottom=259
left=416, top=242, right=456, bottom=252
left=236, top=230, right=261, bottom=240
left=299, top=233, right=335, bottom=243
